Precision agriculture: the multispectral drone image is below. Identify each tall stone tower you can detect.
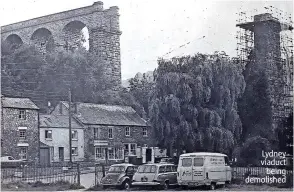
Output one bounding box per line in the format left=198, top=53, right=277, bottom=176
left=237, top=13, right=293, bottom=128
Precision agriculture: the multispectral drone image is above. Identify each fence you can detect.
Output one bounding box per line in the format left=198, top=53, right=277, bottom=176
left=1, top=162, right=81, bottom=185
left=232, top=166, right=293, bottom=180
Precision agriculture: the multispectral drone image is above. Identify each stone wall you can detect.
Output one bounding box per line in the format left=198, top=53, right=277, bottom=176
left=84, top=125, right=154, bottom=161
left=1, top=108, right=39, bottom=162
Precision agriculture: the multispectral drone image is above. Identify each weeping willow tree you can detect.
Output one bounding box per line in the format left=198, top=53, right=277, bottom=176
left=149, top=53, right=245, bottom=156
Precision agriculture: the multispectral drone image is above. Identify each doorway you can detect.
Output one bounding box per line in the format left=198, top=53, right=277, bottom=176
left=146, top=148, right=152, bottom=162
left=59, top=147, right=64, bottom=162
left=40, top=148, right=50, bottom=166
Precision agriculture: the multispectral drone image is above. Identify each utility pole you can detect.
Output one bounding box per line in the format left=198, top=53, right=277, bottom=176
left=68, top=88, right=72, bottom=164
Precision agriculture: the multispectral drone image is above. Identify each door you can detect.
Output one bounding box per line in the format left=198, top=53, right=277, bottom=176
left=192, top=157, right=205, bottom=181
left=166, top=165, right=177, bottom=184
left=40, top=148, right=50, bottom=166
left=179, top=157, right=193, bottom=182
left=146, top=148, right=152, bottom=162
left=59, top=147, right=64, bottom=162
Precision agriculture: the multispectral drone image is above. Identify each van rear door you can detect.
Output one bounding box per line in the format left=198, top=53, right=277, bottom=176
left=178, top=157, right=193, bottom=182
left=192, top=157, right=205, bottom=181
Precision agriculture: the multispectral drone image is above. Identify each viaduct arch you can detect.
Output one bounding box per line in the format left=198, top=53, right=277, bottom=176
left=1, top=1, right=122, bottom=90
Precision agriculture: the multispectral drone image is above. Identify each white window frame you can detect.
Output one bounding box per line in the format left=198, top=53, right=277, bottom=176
left=143, top=127, right=148, bottom=137
left=19, top=129, right=26, bottom=140
left=108, top=128, right=113, bottom=139
left=95, top=147, right=106, bottom=160
left=125, top=127, right=130, bottom=136
left=124, top=143, right=137, bottom=156
left=71, top=130, right=78, bottom=140
left=108, top=147, right=123, bottom=160
left=72, top=147, right=78, bottom=156
left=45, top=130, right=52, bottom=140
left=19, top=110, right=26, bottom=120
left=19, top=147, right=27, bottom=160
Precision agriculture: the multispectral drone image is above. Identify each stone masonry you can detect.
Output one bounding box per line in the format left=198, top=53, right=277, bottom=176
left=84, top=125, right=154, bottom=163
left=1, top=1, right=122, bottom=91
left=1, top=107, right=39, bottom=162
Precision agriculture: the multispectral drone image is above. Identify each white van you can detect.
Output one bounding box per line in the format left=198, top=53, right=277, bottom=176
left=177, top=152, right=231, bottom=190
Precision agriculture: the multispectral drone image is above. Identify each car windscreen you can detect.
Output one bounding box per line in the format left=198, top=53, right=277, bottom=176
left=108, top=166, right=125, bottom=173
left=137, top=165, right=157, bottom=173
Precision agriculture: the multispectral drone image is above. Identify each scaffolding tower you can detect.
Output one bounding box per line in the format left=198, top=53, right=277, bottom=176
left=236, top=6, right=293, bottom=122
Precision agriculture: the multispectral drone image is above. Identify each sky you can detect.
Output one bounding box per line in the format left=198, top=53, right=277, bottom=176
left=0, top=0, right=293, bottom=80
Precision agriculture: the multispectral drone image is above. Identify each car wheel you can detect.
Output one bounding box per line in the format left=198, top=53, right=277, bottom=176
left=163, top=181, right=169, bottom=190
left=121, top=180, right=130, bottom=190
left=210, top=182, right=216, bottom=190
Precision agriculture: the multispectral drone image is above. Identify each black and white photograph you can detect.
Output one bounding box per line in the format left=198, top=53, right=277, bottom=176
left=0, top=0, right=293, bottom=191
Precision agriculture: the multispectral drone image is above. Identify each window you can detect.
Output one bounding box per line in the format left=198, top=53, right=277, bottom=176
left=19, top=130, right=26, bottom=139
left=125, top=127, right=130, bottom=136
left=143, top=127, right=147, bottom=137
left=108, top=147, right=123, bottom=160
left=19, top=110, right=26, bottom=120
left=94, top=128, right=100, bottom=139
left=108, top=148, right=114, bottom=159
left=130, top=144, right=136, bottom=155
left=193, top=158, right=204, bottom=166
left=72, top=147, right=78, bottom=156
left=159, top=166, right=166, bottom=173
left=138, top=165, right=157, bottom=173
left=95, top=147, right=105, bottom=160
left=19, top=147, right=27, bottom=160
left=166, top=165, right=173, bottom=172
left=108, top=128, right=113, bottom=139
left=45, top=130, right=52, bottom=140
left=71, top=130, right=78, bottom=140
left=182, top=158, right=192, bottom=167
left=124, top=143, right=137, bottom=156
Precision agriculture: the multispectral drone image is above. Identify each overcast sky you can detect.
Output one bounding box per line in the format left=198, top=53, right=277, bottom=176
left=0, top=0, right=293, bottom=80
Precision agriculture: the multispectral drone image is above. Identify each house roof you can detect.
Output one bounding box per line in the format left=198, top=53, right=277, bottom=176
left=40, top=114, right=83, bottom=128
left=40, top=142, right=50, bottom=148
left=60, top=101, right=147, bottom=127
left=1, top=96, right=39, bottom=110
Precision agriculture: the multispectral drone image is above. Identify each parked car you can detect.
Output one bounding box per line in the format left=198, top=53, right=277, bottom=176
left=100, top=163, right=137, bottom=190
left=1, top=156, right=24, bottom=162
left=132, top=163, right=178, bottom=190
left=0, top=156, right=26, bottom=168
left=177, top=152, right=232, bottom=190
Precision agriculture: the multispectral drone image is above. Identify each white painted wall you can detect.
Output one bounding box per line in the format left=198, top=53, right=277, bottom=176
left=40, top=127, right=84, bottom=162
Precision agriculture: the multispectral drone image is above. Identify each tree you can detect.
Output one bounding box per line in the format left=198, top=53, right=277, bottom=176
left=277, top=111, right=293, bottom=156
left=1, top=44, right=121, bottom=110
left=128, top=72, right=154, bottom=118
left=149, top=53, right=245, bottom=156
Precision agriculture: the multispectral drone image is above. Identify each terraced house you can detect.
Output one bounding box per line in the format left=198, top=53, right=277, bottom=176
left=39, top=114, right=85, bottom=164
left=1, top=96, right=39, bottom=162
left=51, top=101, right=154, bottom=164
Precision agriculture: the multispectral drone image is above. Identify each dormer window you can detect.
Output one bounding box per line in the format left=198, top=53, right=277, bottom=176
left=125, top=127, right=130, bottom=136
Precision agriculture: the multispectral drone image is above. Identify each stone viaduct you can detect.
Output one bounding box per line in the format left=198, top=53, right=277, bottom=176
left=1, top=1, right=122, bottom=90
